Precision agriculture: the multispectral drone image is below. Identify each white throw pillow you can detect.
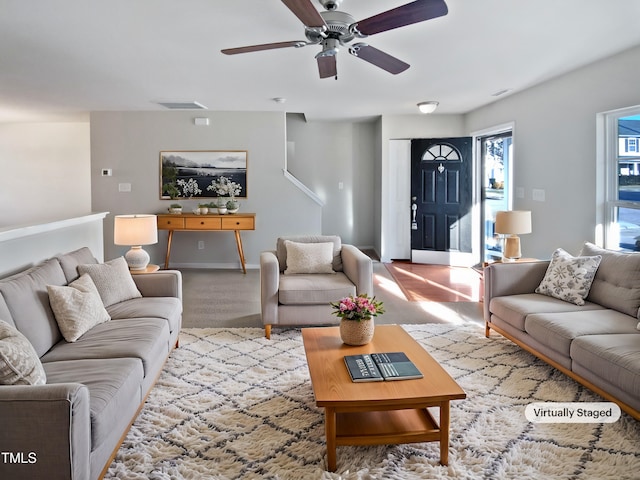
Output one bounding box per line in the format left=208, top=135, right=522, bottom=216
left=535, top=248, right=602, bottom=306
left=284, top=241, right=335, bottom=275
left=48, top=274, right=111, bottom=342
left=78, top=256, right=142, bottom=307
left=0, top=319, right=46, bottom=385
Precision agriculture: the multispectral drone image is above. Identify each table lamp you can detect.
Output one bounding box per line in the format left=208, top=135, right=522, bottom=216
left=494, top=210, right=532, bottom=261
left=114, top=214, right=158, bottom=270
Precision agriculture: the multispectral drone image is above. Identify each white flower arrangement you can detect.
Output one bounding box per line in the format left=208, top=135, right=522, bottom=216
left=207, top=176, right=242, bottom=198
left=176, top=178, right=202, bottom=198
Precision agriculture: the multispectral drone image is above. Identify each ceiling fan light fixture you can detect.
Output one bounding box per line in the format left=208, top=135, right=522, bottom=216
left=417, top=101, right=439, bottom=114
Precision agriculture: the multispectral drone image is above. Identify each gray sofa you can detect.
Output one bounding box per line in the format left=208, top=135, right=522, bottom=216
left=484, top=242, right=640, bottom=420
left=0, top=247, right=182, bottom=480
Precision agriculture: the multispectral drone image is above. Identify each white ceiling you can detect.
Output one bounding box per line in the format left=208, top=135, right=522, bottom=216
left=2, top=0, right=640, bottom=122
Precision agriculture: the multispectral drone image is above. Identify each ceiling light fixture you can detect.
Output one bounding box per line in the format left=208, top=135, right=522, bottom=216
left=417, top=101, right=439, bottom=114
left=272, top=97, right=287, bottom=104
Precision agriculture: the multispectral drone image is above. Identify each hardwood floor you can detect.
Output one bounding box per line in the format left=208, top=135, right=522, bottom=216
left=384, top=262, right=482, bottom=303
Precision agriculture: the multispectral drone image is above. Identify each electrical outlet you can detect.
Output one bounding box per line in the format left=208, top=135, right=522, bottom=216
left=197, top=240, right=204, bottom=250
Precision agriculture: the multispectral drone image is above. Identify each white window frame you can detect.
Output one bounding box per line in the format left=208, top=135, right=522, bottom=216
left=598, top=105, right=640, bottom=250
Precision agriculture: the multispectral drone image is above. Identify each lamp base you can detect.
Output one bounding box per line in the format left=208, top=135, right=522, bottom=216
left=124, top=246, right=150, bottom=271
left=502, top=235, right=522, bottom=262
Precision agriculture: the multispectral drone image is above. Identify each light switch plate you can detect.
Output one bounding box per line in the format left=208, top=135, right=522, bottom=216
left=118, top=183, right=132, bottom=192
left=532, top=188, right=545, bottom=202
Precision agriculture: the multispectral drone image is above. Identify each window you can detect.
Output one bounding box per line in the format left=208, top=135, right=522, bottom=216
left=604, top=108, right=640, bottom=251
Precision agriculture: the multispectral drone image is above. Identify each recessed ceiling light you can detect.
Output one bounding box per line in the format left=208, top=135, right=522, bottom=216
left=272, top=97, right=287, bottom=104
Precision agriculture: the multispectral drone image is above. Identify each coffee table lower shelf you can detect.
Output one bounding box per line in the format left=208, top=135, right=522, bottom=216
left=325, top=402, right=450, bottom=471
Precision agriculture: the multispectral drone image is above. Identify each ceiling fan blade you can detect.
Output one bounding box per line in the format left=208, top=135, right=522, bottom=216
left=354, top=0, right=448, bottom=36
left=349, top=43, right=409, bottom=74
left=282, top=0, right=326, bottom=28
left=317, top=55, right=337, bottom=79
left=221, top=41, right=306, bottom=55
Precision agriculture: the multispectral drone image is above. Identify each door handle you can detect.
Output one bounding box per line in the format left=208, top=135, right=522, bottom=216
left=411, top=197, right=418, bottom=230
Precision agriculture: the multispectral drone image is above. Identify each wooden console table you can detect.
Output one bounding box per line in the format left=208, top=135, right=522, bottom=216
left=157, top=213, right=255, bottom=273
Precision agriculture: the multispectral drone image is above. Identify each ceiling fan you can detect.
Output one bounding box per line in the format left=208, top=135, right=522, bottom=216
left=221, top=0, right=448, bottom=79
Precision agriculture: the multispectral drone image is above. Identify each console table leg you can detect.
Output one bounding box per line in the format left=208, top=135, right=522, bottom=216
left=439, top=401, right=450, bottom=466
left=164, top=230, right=174, bottom=269
left=234, top=230, right=247, bottom=274
left=325, top=407, right=337, bottom=472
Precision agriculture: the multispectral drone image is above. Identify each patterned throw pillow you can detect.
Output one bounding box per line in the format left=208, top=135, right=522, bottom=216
left=284, top=241, right=335, bottom=275
left=78, top=256, right=142, bottom=307
left=0, top=319, right=46, bottom=385
left=535, top=248, right=602, bottom=305
left=48, top=274, right=111, bottom=342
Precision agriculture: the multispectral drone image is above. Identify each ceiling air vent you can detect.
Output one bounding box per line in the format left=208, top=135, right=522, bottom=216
left=157, top=101, right=208, bottom=110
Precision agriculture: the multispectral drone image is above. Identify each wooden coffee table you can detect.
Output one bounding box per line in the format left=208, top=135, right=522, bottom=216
left=301, top=324, right=466, bottom=472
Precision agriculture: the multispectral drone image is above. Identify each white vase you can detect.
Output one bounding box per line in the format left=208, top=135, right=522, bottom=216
left=217, top=206, right=227, bottom=214
left=339, top=318, right=375, bottom=346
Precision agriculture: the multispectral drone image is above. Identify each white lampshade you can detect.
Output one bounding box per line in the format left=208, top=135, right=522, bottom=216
left=417, top=101, right=439, bottom=114
left=114, top=215, right=158, bottom=246
left=494, top=210, right=532, bottom=235
left=114, top=215, right=158, bottom=271
left=494, top=210, right=532, bottom=261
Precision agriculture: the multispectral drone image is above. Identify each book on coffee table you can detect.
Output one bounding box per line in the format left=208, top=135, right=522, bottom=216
left=344, top=352, right=423, bottom=382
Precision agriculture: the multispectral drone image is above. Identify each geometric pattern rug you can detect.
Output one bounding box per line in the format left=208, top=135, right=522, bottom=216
left=105, top=324, right=640, bottom=480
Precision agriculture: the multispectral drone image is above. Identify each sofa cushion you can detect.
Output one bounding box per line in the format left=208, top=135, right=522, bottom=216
left=570, top=333, right=640, bottom=404
left=0, top=294, right=14, bottom=328
left=43, top=357, right=143, bottom=452
left=107, top=297, right=182, bottom=334
left=277, top=235, right=343, bottom=272
left=56, top=247, right=98, bottom=284
left=580, top=242, right=640, bottom=318
left=0, top=258, right=66, bottom=357
left=489, top=293, right=605, bottom=332
left=535, top=248, right=601, bottom=305
left=47, top=274, right=111, bottom=342
left=78, top=256, right=142, bottom=307
left=525, top=309, right=640, bottom=357
left=41, top=318, right=169, bottom=377
left=279, top=272, right=356, bottom=305
left=0, top=319, right=46, bottom=385
left=283, top=240, right=335, bottom=275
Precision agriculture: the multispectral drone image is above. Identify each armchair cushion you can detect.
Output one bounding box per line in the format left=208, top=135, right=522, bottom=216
left=276, top=235, right=343, bottom=272
left=283, top=240, right=335, bottom=274
left=279, top=272, right=356, bottom=305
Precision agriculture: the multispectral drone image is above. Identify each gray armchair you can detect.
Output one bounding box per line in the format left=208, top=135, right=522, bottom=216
left=260, top=235, right=373, bottom=339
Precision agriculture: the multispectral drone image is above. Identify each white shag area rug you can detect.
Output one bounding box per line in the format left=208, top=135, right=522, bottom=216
left=105, top=324, right=640, bottom=480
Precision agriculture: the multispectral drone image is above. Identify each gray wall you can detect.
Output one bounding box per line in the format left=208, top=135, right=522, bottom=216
left=286, top=114, right=376, bottom=247
left=465, top=44, right=640, bottom=259
left=90, top=111, right=321, bottom=268
left=0, top=122, right=91, bottom=227
left=2, top=44, right=640, bottom=267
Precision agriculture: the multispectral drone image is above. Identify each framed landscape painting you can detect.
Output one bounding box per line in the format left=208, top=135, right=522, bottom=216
left=160, top=150, right=247, bottom=199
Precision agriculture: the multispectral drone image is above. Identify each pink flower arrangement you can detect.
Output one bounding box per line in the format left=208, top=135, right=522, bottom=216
left=330, top=294, right=385, bottom=321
